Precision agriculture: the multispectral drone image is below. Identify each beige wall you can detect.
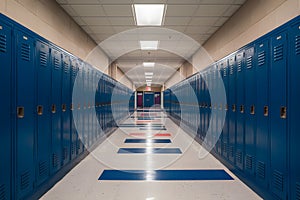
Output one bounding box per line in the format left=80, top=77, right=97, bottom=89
left=164, top=61, right=194, bottom=88
left=109, top=62, right=135, bottom=90
left=136, top=86, right=162, bottom=92
left=165, top=0, right=300, bottom=89
left=0, top=0, right=109, bottom=73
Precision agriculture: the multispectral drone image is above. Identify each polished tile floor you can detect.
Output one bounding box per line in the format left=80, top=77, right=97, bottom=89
left=41, top=110, right=262, bottom=200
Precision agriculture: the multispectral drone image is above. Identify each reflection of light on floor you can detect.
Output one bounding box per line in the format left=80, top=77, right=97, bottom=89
left=146, top=139, right=153, bottom=147
left=146, top=197, right=155, bottom=200
left=145, top=170, right=156, bottom=181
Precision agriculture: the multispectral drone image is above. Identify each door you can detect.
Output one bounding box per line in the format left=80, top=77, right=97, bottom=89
left=137, top=92, right=143, bottom=108
left=154, top=92, right=161, bottom=105
left=144, top=92, right=154, bottom=107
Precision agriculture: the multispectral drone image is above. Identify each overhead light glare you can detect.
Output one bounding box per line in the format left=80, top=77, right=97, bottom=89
left=145, top=72, right=153, bottom=76
left=143, top=62, right=155, bottom=67
left=145, top=76, right=152, bottom=79
left=140, top=40, right=159, bottom=50
left=133, top=4, right=165, bottom=26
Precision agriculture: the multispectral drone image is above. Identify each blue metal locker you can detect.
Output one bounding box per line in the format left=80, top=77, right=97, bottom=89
left=76, top=60, right=84, bottom=154
left=0, top=20, right=12, bottom=200
left=220, top=59, right=229, bottom=159
left=289, top=21, right=300, bottom=200
left=255, top=39, right=270, bottom=188
left=83, top=66, right=89, bottom=148
left=15, top=29, right=35, bottom=199
left=51, top=47, right=62, bottom=174
left=244, top=46, right=256, bottom=176
left=70, top=57, right=78, bottom=160
left=235, top=50, right=245, bottom=171
left=35, top=40, right=51, bottom=186
left=61, top=52, right=71, bottom=166
left=270, top=30, right=288, bottom=199
left=228, top=55, right=236, bottom=164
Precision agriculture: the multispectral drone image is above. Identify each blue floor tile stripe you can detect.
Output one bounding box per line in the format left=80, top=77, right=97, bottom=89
left=140, top=127, right=167, bottom=130
left=99, top=170, right=234, bottom=181
left=124, top=139, right=171, bottom=143
left=118, top=148, right=182, bottom=154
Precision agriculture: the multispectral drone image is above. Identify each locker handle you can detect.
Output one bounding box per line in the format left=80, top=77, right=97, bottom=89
left=264, top=106, right=268, bottom=116
left=250, top=105, right=255, bottom=115
left=62, top=104, right=67, bottom=112
left=17, top=107, right=24, bottom=118
left=280, top=106, right=287, bottom=119
left=225, top=104, right=228, bottom=111
left=51, top=104, right=56, bottom=114
left=70, top=104, right=74, bottom=111
left=78, top=104, right=80, bottom=110
left=37, top=105, right=43, bottom=116
left=232, top=104, right=236, bottom=112
left=240, top=105, right=244, bottom=113
left=219, top=104, right=222, bottom=110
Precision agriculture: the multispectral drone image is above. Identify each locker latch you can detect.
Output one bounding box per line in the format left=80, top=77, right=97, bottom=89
left=263, top=106, right=268, bottom=116
left=37, top=105, right=43, bottom=116
left=232, top=104, right=236, bottom=112
left=62, top=104, right=67, bottom=112
left=78, top=104, right=80, bottom=110
left=70, top=104, right=74, bottom=111
left=250, top=105, right=255, bottom=115
left=280, top=106, right=287, bottom=119
left=225, top=104, right=228, bottom=111
left=240, top=105, right=244, bottom=113
left=52, top=104, right=56, bottom=114
left=17, top=107, right=24, bottom=118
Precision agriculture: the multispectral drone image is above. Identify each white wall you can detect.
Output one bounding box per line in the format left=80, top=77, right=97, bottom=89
left=0, top=0, right=109, bottom=73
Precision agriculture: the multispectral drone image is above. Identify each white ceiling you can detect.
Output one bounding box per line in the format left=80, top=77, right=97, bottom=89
left=56, top=0, right=247, bottom=87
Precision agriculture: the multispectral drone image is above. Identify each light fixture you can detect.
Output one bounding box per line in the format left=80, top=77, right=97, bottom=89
left=146, top=80, right=152, bottom=82
left=140, top=40, right=159, bottom=50
left=145, top=72, right=153, bottom=76
left=143, top=62, right=155, bottom=67
left=145, top=76, right=152, bottom=79
left=133, top=4, right=165, bottom=26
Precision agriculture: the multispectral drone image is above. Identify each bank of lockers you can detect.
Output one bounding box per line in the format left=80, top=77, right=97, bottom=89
left=0, top=14, right=134, bottom=199
left=164, top=15, right=300, bottom=200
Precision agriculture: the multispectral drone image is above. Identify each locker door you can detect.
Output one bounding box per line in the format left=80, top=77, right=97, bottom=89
left=83, top=67, right=89, bottom=147
left=270, top=31, right=288, bottom=199
left=221, top=60, right=229, bottom=159
left=289, top=22, right=300, bottom=200
left=70, top=57, right=78, bottom=160
left=228, top=55, right=236, bottom=164
left=51, top=47, right=62, bottom=174
left=0, top=21, right=12, bottom=200
left=36, top=40, right=51, bottom=186
left=244, top=46, right=256, bottom=176
left=61, top=53, right=71, bottom=166
left=255, top=40, right=270, bottom=188
left=15, top=29, right=35, bottom=199
left=235, top=50, right=245, bottom=171
left=76, top=61, right=84, bottom=154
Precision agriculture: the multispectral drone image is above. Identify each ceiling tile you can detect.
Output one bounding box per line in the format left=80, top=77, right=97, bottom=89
left=215, top=17, right=229, bottom=26
left=81, top=17, right=110, bottom=25
left=102, top=5, right=133, bottom=16
left=67, top=0, right=100, bottom=4
left=82, top=26, right=93, bottom=33
left=113, top=26, right=136, bottom=33
left=71, top=5, right=106, bottom=16
left=73, top=17, right=86, bottom=25
left=164, top=17, right=191, bottom=25
left=185, top=26, right=211, bottom=34
left=99, top=0, right=133, bottom=4
left=164, top=26, right=187, bottom=32
left=207, top=26, right=219, bottom=34
left=166, top=5, right=198, bottom=17
left=223, top=5, right=240, bottom=16
left=133, top=0, right=167, bottom=3
left=61, top=5, right=77, bottom=16
left=233, top=0, right=247, bottom=4
left=166, top=0, right=201, bottom=4
left=108, top=17, right=135, bottom=25
left=198, top=0, right=234, bottom=4
left=56, top=0, right=68, bottom=4
left=194, top=5, right=229, bottom=16
left=89, top=25, right=115, bottom=33
left=189, top=17, right=219, bottom=26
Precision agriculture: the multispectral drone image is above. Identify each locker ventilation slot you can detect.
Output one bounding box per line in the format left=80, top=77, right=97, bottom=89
left=229, top=66, right=234, bottom=75
left=0, top=184, right=6, bottom=200
left=0, top=34, right=7, bottom=53
left=20, top=170, right=30, bottom=190
left=40, top=51, right=47, bottom=67
left=229, top=146, right=234, bottom=158
left=246, top=56, right=253, bottom=68
left=72, top=143, right=76, bottom=155
left=63, top=148, right=68, bottom=161
left=222, top=142, right=227, bottom=153
left=21, top=43, right=30, bottom=61
left=52, top=153, right=58, bottom=168
left=64, top=61, right=69, bottom=73
left=77, top=142, right=81, bottom=151
left=246, top=155, right=253, bottom=170
left=296, top=182, right=300, bottom=200
left=273, top=170, right=284, bottom=191
left=273, top=45, right=283, bottom=62
left=237, top=61, right=242, bottom=72
left=257, top=161, right=265, bottom=179
left=54, top=57, right=60, bottom=70
left=236, top=151, right=242, bottom=164
left=39, top=161, right=48, bottom=178
left=258, top=51, right=266, bottom=66
left=295, top=35, right=300, bottom=55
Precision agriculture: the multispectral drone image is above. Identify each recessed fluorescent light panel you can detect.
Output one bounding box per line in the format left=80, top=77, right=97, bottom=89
left=140, top=41, right=159, bottom=50
left=143, top=62, right=155, bottom=67
left=145, top=72, right=153, bottom=76
left=145, top=76, right=152, bottom=79
left=146, top=80, right=152, bottom=82
left=134, top=4, right=165, bottom=26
